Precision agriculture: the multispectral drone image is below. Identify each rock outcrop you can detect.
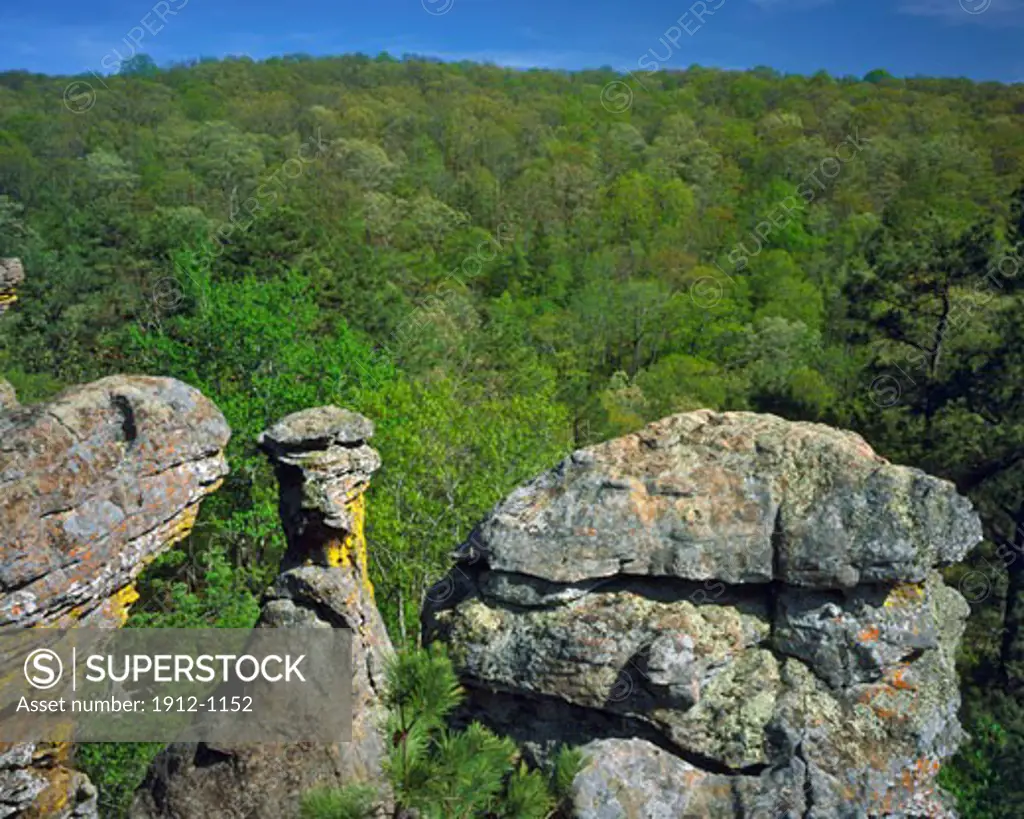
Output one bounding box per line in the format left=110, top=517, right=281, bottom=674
left=1, top=376, right=230, bottom=628
left=0, top=376, right=230, bottom=819
left=424, top=410, right=982, bottom=818
left=0, top=258, right=23, bottom=316
left=131, top=407, right=393, bottom=819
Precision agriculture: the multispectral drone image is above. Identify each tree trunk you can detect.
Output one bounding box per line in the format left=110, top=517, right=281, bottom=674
left=924, top=286, right=952, bottom=441
left=1001, top=504, right=1024, bottom=691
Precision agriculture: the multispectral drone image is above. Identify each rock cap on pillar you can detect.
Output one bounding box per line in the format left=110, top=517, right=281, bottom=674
left=260, top=405, right=374, bottom=450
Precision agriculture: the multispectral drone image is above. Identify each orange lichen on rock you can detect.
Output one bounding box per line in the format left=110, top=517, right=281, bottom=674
left=857, top=626, right=881, bottom=644
left=884, top=664, right=918, bottom=691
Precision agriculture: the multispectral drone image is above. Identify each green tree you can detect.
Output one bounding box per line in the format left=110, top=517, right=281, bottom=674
left=301, top=646, right=581, bottom=819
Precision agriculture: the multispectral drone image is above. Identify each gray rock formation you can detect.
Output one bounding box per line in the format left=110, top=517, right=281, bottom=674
left=0, top=743, right=97, bottom=819
left=0, top=258, right=23, bottom=316
left=1, top=375, right=231, bottom=628
left=424, top=410, right=981, bottom=818
left=131, top=407, right=393, bottom=819
left=257, top=406, right=381, bottom=573
left=0, top=375, right=230, bottom=819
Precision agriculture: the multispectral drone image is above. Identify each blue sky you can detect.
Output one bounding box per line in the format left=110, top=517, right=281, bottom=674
left=1, top=0, right=1019, bottom=82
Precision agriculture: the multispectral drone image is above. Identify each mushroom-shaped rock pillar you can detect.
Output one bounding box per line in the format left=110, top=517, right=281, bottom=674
left=258, top=407, right=381, bottom=596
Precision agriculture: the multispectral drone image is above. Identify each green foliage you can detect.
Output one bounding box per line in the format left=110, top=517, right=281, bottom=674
left=300, top=784, right=378, bottom=819
left=127, top=544, right=262, bottom=629
left=306, top=646, right=581, bottom=819
left=357, top=376, right=571, bottom=640
left=116, top=246, right=396, bottom=629
left=75, top=743, right=164, bottom=819
left=502, top=763, right=555, bottom=819
left=549, top=746, right=584, bottom=801
left=939, top=694, right=1024, bottom=819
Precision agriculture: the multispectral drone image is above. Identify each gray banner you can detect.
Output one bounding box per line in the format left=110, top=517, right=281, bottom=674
left=0, top=628, right=352, bottom=742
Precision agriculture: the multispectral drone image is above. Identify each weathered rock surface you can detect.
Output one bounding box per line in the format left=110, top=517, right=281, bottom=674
left=0, top=375, right=229, bottom=819
left=458, top=410, right=978, bottom=589
left=425, top=410, right=979, bottom=818
left=1, top=375, right=230, bottom=628
left=0, top=258, right=23, bottom=315
left=0, top=379, right=17, bottom=411
left=132, top=408, right=393, bottom=819
left=571, top=737, right=791, bottom=819
left=0, top=743, right=98, bottom=819
left=258, top=406, right=381, bottom=575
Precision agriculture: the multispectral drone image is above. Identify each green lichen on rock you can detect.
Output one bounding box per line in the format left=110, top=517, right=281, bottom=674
left=425, top=410, right=980, bottom=818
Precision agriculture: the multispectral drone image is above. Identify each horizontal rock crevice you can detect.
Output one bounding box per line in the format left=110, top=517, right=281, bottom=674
left=425, top=410, right=980, bottom=818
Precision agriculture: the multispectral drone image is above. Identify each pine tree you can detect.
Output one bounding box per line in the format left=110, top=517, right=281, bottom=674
left=301, top=645, right=581, bottom=819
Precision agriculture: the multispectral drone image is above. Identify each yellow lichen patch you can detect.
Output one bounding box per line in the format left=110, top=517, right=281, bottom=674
left=164, top=501, right=205, bottom=549
left=23, top=744, right=73, bottom=819
left=108, top=584, right=140, bottom=625
left=349, top=491, right=371, bottom=598
left=326, top=494, right=374, bottom=598
left=326, top=537, right=348, bottom=569
left=883, top=582, right=926, bottom=609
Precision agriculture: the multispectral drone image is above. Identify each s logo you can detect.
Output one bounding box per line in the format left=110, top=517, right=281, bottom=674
left=24, top=648, right=63, bottom=690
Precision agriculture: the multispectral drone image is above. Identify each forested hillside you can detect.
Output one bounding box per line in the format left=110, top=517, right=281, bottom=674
left=1, top=54, right=1023, bottom=815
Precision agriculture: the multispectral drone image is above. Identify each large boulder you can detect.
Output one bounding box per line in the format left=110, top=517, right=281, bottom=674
left=0, top=375, right=230, bottom=819
left=132, top=408, right=393, bottom=819
left=1, top=375, right=231, bottom=628
left=424, top=410, right=981, bottom=818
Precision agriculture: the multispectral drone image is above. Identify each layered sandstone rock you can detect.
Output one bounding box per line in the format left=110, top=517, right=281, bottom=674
left=424, top=410, right=982, bottom=818
left=1, top=376, right=231, bottom=628
left=132, top=407, right=393, bottom=819
left=0, top=258, right=23, bottom=316
left=0, top=376, right=230, bottom=819
left=258, top=406, right=381, bottom=583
